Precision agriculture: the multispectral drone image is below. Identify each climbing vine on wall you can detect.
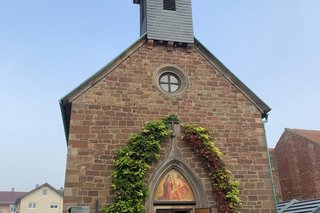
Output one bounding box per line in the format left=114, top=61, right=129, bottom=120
left=182, top=125, right=241, bottom=213
left=102, top=115, right=241, bottom=213
left=101, top=116, right=172, bottom=213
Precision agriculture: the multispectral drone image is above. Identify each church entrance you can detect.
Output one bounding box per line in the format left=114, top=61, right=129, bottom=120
left=156, top=209, right=211, bottom=213
left=153, top=169, right=199, bottom=213
left=156, top=209, right=191, bottom=213
left=148, top=123, right=212, bottom=213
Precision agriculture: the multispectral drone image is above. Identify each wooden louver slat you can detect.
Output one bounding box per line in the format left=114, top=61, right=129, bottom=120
left=163, top=0, right=176, bottom=11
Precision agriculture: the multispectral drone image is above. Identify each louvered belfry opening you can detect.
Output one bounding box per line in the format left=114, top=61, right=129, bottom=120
left=134, top=0, right=194, bottom=44
left=164, top=0, right=176, bottom=11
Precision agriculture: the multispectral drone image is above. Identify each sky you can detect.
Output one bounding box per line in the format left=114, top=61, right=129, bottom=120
left=0, top=0, right=319, bottom=192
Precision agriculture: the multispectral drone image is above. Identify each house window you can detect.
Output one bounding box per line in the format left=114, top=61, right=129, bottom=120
left=42, top=189, right=48, bottom=195
left=50, top=203, right=58, bottom=209
left=159, top=72, right=181, bottom=93
left=28, top=202, right=36, bottom=209
left=164, top=0, right=176, bottom=11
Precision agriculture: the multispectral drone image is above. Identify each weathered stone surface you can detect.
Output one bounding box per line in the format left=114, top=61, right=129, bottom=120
left=63, top=42, right=275, bottom=212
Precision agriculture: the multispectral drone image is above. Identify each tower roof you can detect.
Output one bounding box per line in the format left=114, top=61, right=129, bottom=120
left=134, top=0, right=194, bottom=43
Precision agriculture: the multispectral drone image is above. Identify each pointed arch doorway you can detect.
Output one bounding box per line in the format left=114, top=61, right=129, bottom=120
left=153, top=169, right=195, bottom=213
left=156, top=208, right=212, bottom=213
left=156, top=210, right=192, bottom=213
left=149, top=165, right=211, bottom=213
left=154, top=169, right=194, bottom=202
left=146, top=121, right=216, bottom=213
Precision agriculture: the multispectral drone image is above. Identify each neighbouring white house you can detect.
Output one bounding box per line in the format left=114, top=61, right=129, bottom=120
left=15, top=183, right=63, bottom=213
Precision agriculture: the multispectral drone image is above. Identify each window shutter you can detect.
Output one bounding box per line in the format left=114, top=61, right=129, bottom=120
left=163, top=0, right=176, bottom=11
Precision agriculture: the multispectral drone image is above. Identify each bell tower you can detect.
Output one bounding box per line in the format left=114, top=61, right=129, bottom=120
left=133, top=0, right=194, bottom=44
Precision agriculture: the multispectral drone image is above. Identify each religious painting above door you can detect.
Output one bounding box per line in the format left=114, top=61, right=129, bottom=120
left=155, top=169, right=194, bottom=201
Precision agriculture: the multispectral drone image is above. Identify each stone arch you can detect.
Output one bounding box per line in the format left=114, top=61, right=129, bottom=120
left=147, top=159, right=208, bottom=212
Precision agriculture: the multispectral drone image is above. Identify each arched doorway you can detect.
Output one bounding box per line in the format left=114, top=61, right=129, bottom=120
left=148, top=161, right=209, bottom=213
left=154, top=169, right=194, bottom=202
left=156, top=210, right=192, bottom=213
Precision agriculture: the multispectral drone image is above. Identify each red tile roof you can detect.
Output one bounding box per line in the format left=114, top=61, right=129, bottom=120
left=287, top=128, right=320, bottom=144
left=0, top=191, right=27, bottom=205
left=268, top=148, right=275, bottom=152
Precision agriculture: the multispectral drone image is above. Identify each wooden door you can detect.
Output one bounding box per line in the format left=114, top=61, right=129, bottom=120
left=195, top=208, right=211, bottom=213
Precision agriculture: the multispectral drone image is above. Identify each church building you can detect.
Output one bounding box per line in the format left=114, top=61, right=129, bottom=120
left=60, top=0, right=276, bottom=212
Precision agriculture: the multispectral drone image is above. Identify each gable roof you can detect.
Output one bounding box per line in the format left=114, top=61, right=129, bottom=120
left=193, top=39, right=271, bottom=115
left=286, top=128, right=320, bottom=144
left=59, top=35, right=148, bottom=141
left=60, top=35, right=271, bottom=141
left=0, top=191, right=26, bottom=205
left=278, top=199, right=320, bottom=213
left=16, top=183, right=63, bottom=204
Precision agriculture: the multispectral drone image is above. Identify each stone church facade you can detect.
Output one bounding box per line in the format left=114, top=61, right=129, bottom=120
left=60, top=0, right=276, bottom=212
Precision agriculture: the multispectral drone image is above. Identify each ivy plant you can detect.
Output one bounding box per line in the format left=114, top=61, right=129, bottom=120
left=102, top=115, right=241, bottom=213
left=102, top=117, right=172, bottom=213
left=182, top=125, right=241, bottom=212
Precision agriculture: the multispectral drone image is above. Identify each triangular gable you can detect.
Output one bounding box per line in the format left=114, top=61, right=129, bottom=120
left=16, top=183, right=63, bottom=202
left=60, top=34, right=148, bottom=140
left=194, top=38, right=271, bottom=116
left=60, top=35, right=271, bottom=141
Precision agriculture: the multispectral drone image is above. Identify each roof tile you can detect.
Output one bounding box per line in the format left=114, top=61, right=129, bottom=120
left=0, top=192, right=27, bottom=204
left=287, top=128, right=320, bottom=144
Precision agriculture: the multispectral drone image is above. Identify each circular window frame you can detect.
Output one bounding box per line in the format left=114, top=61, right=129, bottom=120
left=153, top=65, right=188, bottom=96
left=159, top=72, right=181, bottom=93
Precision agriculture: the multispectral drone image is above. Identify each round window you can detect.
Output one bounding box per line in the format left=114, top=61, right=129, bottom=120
left=159, top=72, right=181, bottom=93
left=153, top=65, right=188, bottom=96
